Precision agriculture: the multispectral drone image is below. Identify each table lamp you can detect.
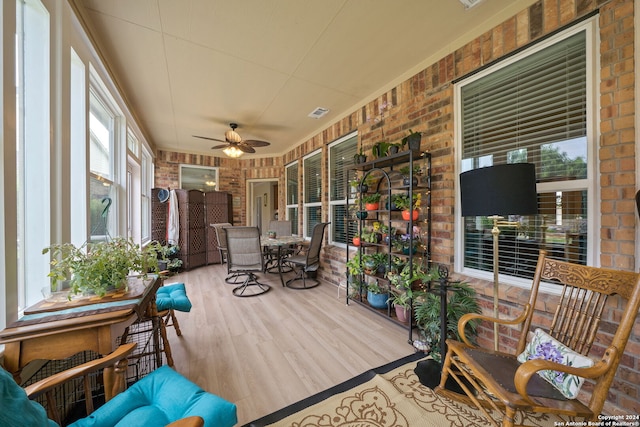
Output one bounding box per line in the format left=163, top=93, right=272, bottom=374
left=459, top=163, right=538, bottom=351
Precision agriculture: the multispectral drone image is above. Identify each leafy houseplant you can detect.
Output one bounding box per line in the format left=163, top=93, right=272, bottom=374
left=401, top=129, right=422, bottom=151
left=156, top=243, right=183, bottom=272
left=43, top=237, right=160, bottom=298
left=362, top=193, right=381, bottom=210
left=391, top=193, right=421, bottom=211
left=413, top=270, right=481, bottom=361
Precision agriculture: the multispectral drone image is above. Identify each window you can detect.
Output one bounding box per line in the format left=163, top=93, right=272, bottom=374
left=179, top=165, right=218, bottom=192
left=141, top=147, right=152, bottom=243
left=456, top=21, right=595, bottom=282
left=70, top=47, right=87, bottom=246
left=16, top=0, right=51, bottom=311
left=286, top=162, right=299, bottom=235
left=303, top=151, right=322, bottom=239
left=89, top=78, right=121, bottom=242
left=329, top=132, right=357, bottom=245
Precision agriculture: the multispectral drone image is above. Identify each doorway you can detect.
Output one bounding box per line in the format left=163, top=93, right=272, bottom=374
left=247, top=179, right=278, bottom=233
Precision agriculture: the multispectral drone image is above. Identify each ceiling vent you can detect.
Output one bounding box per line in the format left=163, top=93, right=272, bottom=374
left=308, top=107, right=329, bottom=119
left=459, top=0, right=484, bottom=9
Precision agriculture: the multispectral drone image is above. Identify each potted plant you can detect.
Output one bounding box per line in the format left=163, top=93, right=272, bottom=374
left=398, top=165, right=422, bottom=186
left=362, top=253, right=378, bottom=274
left=362, top=193, right=381, bottom=210
left=366, top=281, right=388, bottom=309
left=371, top=252, right=388, bottom=275
left=372, top=141, right=391, bottom=158
left=387, top=142, right=403, bottom=155
left=346, top=252, right=364, bottom=279
left=353, top=148, right=367, bottom=164
left=156, top=243, right=183, bottom=272
left=413, top=269, right=481, bottom=361
left=43, top=237, right=160, bottom=298
left=388, top=289, right=413, bottom=323
left=401, top=129, right=422, bottom=151
left=392, top=193, right=421, bottom=221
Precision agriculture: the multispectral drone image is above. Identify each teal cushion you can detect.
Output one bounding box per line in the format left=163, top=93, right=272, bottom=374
left=69, top=366, right=236, bottom=427
left=0, top=366, right=59, bottom=427
left=156, top=283, right=192, bottom=312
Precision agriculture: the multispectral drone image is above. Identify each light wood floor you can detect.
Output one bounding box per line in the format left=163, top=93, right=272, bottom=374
left=163, top=263, right=415, bottom=426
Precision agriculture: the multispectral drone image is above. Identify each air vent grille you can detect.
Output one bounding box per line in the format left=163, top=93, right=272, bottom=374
left=308, top=107, right=329, bottom=119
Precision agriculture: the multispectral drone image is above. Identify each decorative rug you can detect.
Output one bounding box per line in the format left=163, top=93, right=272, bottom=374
left=244, top=352, right=573, bottom=427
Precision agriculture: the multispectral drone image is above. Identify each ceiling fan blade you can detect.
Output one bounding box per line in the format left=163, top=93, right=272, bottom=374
left=237, top=144, right=256, bottom=153
left=193, top=135, right=226, bottom=143
left=210, top=144, right=229, bottom=150
left=243, top=139, right=271, bottom=147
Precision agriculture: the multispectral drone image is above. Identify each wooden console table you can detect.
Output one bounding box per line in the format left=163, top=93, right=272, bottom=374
left=0, top=275, right=161, bottom=383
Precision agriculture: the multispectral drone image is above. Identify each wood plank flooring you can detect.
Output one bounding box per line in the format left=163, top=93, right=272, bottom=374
left=163, top=264, right=415, bottom=426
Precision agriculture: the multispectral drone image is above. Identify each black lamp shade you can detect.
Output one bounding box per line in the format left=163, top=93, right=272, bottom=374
left=460, top=163, right=538, bottom=217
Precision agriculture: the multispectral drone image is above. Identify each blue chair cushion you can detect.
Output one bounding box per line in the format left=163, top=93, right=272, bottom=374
left=0, top=366, right=58, bottom=427
left=156, top=283, right=192, bottom=312
left=69, top=365, right=237, bottom=427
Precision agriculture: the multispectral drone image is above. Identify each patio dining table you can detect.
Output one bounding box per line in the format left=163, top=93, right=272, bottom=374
left=261, top=235, right=305, bottom=286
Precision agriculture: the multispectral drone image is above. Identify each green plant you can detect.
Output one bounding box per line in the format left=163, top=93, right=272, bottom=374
left=391, top=193, right=421, bottom=211
left=372, top=141, right=391, bottom=158
left=401, top=129, right=422, bottom=146
left=43, top=237, right=160, bottom=298
left=367, top=280, right=385, bottom=294
left=346, top=252, right=364, bottom=276
left=398, top=165, right=422, bottom=177
left=362, top=193, right=381, bottom=204
left=413, top=272, right=481, bottom=361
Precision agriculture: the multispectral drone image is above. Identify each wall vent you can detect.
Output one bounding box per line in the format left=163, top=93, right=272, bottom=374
left=308, top=107, right=329, bottom=119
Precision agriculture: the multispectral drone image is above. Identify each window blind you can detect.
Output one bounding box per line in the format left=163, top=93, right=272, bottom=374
left=460, top=29, right=589, bottom=278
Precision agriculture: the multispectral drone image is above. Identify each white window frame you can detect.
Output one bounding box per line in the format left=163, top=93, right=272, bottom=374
left=454, top=18, right=599, bottom=291
left=303, top=149, right=322, bottom=239
left=328, top=131, right=357, bottom=246
left=16, top=0, right=51, bottom=313
left=285, top=161, right=299, bottom=236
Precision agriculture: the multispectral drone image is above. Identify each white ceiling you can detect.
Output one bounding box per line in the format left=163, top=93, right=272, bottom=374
left=71, top=0, right=536, bottom=158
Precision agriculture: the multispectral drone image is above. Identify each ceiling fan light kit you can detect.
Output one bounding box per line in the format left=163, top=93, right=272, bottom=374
left=192, top=122, right=271, bottom=158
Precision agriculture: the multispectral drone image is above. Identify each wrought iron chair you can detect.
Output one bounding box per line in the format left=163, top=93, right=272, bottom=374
left=225, top=226, right=271, bottom=297
left=435, top=250, right=640, bottom=427
left=284, top=222, right=329, bottom=289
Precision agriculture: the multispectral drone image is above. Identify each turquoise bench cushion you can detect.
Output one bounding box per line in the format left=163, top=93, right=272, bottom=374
left=69, top=365, right=237, bottom=427
left=0, top=366, right=58, bottom=427
left=156, top=283, right=192, bottom=312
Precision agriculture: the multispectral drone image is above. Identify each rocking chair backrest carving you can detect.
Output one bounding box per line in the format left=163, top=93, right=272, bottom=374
left=519, top=255, right=640, bottom=358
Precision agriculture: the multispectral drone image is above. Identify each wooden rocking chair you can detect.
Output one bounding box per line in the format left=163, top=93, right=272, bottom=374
left=436, top=250, right=640, bottom=427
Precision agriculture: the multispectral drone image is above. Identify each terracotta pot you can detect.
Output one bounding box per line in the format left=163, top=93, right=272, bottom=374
left=352, top=237, right=361, bottom=246
left=365, top=202, right=380, bottom=211
left=402, top=210, right=419, bottom=221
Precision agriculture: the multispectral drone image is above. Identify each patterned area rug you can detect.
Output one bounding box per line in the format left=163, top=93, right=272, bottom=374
left=244, top=353, right=572, bottom=427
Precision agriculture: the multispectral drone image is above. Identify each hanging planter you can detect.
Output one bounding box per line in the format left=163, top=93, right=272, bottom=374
left=356, top=210, right=368, bottom=220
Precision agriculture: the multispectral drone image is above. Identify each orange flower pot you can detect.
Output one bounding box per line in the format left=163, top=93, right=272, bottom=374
left=365, top=202, right=380, bottom=211
left=402, top=210, right=419, bottom=221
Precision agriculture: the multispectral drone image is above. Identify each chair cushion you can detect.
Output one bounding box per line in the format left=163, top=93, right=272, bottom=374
left=69, top=365, right=237, bottom=427
left=517, top=328, right=594, bottom=399
left=156, top=283, right=192, bottom=312
left=0, top=367, right=58, bottom=427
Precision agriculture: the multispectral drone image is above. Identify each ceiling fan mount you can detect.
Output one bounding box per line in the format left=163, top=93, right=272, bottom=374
left=192, top=122, right=271, bottom=155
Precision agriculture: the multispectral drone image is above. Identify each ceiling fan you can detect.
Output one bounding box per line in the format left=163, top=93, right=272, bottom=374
left=193, top=123, right=270, bottom=154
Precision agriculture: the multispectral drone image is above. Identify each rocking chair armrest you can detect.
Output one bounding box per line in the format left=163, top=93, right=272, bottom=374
left=514, top=346, right=618, bottom=403
left=24, top=342, right=137, bottom=399
left=457, top=305, right=531, bottom=346
left=166, top=416, right=205, bottom=427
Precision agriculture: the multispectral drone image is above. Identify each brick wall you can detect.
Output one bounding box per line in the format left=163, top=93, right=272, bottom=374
left=155, top=0, right=638, bottom=415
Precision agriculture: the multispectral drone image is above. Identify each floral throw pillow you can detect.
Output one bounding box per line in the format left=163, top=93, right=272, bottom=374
left=517, top=328, right=594, bottom=399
